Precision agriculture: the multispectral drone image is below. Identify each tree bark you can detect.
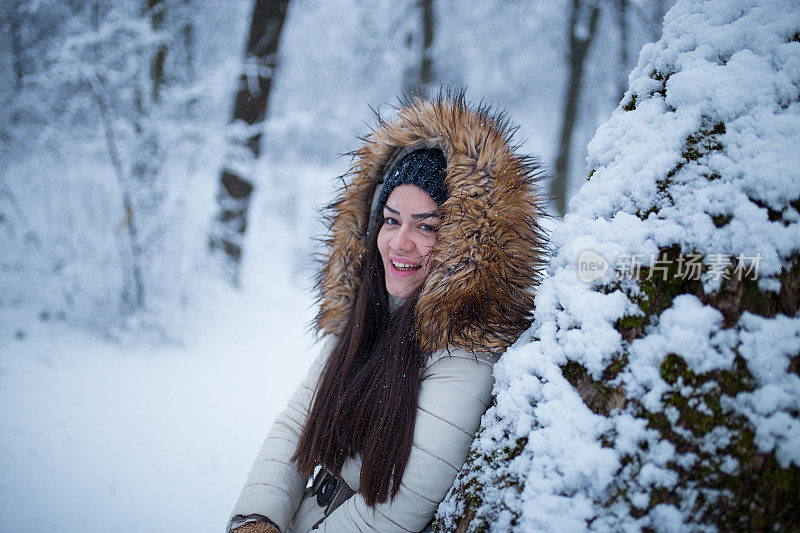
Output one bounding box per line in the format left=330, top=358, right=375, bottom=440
left=209, top=0, right=291, bottom=283
left=552, top=0, right=601, bottom=217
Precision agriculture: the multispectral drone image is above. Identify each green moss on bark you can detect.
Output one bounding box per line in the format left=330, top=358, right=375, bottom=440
left=646, top=353, right=798, bottom=529
left=586, top=238, right=800, bottom=529
left=435, top=423, right=527, bottom=533
left=563, top=348, right=800, bottom=530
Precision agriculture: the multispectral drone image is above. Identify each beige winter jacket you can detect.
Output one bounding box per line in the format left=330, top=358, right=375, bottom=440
left=228, top=92, right=547, bottom=532
left=228, top=335, right=495, bottom=532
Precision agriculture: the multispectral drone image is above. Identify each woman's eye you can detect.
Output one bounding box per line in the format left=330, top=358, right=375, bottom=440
left=384, top=216, right=399, bottom=225
left=419, top=223, right=439, bottom=232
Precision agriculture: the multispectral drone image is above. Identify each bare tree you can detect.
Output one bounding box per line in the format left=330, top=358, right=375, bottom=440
left=552, top=0, right=601, bottom=217
left=181, top=0, right=194, bottom=81
left=8, top=4, right=26, bottom=92
left=86, top=0, right=148, bottom=313
left=403, top=0, right=436, bottom=97
left=86, top=0, right=176, bottom=314
left=614, top=0, right=629, bottom=102
left=629, top=0, right=670, bottom=49
left=148, top=0, right=167, bottom=103
left=209, top=0, right=292, bottom=283
left=93, top=77, right=146, bottom=312
left=649, top=0, right=668, bottom=41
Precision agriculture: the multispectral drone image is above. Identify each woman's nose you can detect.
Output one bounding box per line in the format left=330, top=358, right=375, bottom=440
left=390, top=225, right=414, bottom=252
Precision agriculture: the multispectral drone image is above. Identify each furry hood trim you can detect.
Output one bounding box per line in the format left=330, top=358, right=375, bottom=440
left=314, top=92, right=549, bottom=355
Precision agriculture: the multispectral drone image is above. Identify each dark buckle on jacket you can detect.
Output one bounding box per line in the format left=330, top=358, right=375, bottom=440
left=306, top=466, right=356, bottom=529
left=307, top=466, right=339, bottom=508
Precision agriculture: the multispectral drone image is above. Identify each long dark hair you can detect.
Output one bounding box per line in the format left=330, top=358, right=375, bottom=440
left=292, top=219, right=426, bottom=506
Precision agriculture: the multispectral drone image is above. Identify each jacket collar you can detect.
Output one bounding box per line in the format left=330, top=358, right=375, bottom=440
left=314, top=91, right=549, bottom=355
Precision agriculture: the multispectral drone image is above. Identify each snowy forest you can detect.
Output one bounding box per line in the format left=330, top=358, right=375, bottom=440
left=1, top=0, right=798, bottom=532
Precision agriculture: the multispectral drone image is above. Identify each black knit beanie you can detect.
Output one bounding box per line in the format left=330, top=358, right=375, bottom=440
left=374, top=148, right=448, bottom=225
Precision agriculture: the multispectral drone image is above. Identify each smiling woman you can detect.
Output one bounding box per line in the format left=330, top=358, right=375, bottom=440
left=227, top=92, right=549, bottom=533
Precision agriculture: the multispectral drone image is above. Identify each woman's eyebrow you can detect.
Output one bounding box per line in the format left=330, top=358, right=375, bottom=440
left=411, top=211, right=440, bottom=220
left=384, top=206, right=441, bottom=220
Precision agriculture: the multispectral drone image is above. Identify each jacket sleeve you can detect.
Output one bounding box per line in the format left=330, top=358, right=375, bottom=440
left=227, top=336, right=336, bottom=533
left=319, top=349, right=495, bottom=533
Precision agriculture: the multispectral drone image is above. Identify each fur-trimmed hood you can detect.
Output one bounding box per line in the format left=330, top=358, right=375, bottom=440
left=314, top=92, right=549, bottom=355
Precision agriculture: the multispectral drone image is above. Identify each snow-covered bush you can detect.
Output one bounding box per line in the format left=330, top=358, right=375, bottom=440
left=437, top=0, right=800, bottom=530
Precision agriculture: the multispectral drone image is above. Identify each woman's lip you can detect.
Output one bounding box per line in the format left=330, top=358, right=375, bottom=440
left=389, top=257, right=421, bottom=278
left=389, top=263, right=416, bottom=277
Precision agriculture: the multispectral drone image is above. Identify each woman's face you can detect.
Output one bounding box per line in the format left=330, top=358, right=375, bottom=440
left=377, top=184, right=441, bottom=298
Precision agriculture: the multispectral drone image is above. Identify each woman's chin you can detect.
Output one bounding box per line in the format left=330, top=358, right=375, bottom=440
left=386, top=280, right=419, bottom=299
left=387, top=287, right=409, bottom=299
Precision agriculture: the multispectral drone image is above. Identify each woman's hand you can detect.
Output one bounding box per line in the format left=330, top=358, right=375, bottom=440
left=232, top=522, right=280, bottom=533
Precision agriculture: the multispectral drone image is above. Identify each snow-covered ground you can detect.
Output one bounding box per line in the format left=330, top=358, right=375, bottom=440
left=0, top=271, right=320, bottom=532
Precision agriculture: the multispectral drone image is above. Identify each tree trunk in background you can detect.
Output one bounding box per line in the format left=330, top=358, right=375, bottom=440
left=182, top=0, right=196, bottom=117
left=181, top=0, right=194, bottom=81
left=209, top=0, right=291, bottom=283
left=404, top=0, right=436, bottom=97
left=96, top=83, right=147, bottom=314
left=652, top=0, right=667, bottom=40
left=614, top=0, right=629, bottom=104
left=148, top=0, right=167, bottom=103
left=129, top=0, right=166, bottom=239
left=88, top=0, right=147, bottom=314
left=552, top=0, right=601, bottom=217
left=9, top=5, right=25, bottom=92
left=419, top=0, right=435, bottom=93
left=630, top=0, right=668, bottom=52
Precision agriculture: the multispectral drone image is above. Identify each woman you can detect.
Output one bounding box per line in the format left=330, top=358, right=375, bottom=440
left=227, top=92, right=547, bottom=532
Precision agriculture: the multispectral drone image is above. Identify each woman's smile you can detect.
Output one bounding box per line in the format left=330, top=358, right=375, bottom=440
left=389, top=257, right=422, bottom=276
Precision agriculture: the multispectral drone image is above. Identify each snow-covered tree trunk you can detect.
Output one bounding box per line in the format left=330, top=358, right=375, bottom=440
left=436, top=0, right=800, bottom=531
left=209, top=0, right=291, bottom=282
